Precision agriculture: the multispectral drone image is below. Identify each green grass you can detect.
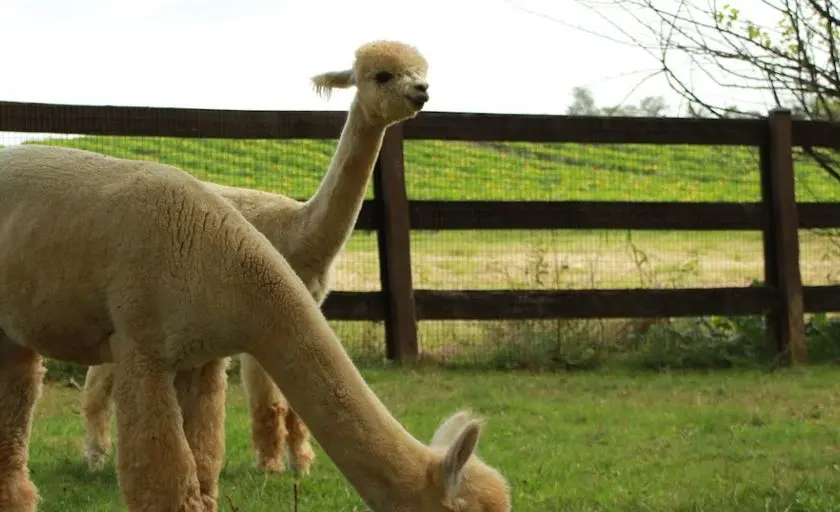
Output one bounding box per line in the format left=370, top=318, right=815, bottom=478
left=5, top=133, right=838, bottom=365
left=28, top=366, right=840, bottom=511
left=6, top=126, right=840, bottom=509
left=8, top=134, right=838, bottom=292
left=11, top=135, right=838, bottom=202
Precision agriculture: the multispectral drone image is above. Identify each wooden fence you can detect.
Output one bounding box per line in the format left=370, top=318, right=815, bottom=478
left=2, top=101, right=839, bottom=365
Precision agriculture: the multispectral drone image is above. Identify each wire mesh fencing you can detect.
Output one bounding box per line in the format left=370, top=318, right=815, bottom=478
left=402, top=139, right=835, bottom=369
left=2, top=107, right=837, bottom=373
left=793, top=147, right=840, bottom=288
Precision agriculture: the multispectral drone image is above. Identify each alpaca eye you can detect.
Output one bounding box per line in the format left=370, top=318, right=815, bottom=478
left=374, top=71, right=394, bottom=84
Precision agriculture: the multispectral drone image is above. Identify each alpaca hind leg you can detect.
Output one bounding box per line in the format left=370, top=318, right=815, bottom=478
left=0, top=335, right=44, bottom=512
left=175, top=358, right=228, bottom=512
left=240, top=353, right=287, bottom=473
left=285, top=409, right=316, bottom=475
left=111, top=345, right=203, bottom=511
left=81, top=363, right=115, bottom=472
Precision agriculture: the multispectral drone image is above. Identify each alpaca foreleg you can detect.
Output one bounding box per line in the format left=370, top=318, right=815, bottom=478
left=175, top=358, right=229, bottom=512
left=240, top=353, right=288, bottom=473
left=285, top=409, right=316, bottom=475
left=0, top=337, right=43, bottom=512
left=81, top=363, right=115, bottom=472
left=111, top=341, right=203, bottom=512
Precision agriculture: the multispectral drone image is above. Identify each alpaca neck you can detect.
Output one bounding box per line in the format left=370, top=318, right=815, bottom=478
left=298, top=99, right=387, bottom=264
left=248, top=266, right=429, bottom=509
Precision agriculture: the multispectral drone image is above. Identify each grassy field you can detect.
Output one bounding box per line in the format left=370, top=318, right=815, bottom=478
left=7, top=135, right=837, bottom=202
left=2, top=133, right=838, bottom=363
left=6, top=133, right=840, bottom=510
left=3, top=134, right=837, bottom=291
left=28, top=365, right=840, bottom=511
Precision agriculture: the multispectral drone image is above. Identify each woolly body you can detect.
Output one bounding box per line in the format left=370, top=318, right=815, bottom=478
left=0, top=143, right=511, bottom=511
left=81, top=39, right=433, bottom=476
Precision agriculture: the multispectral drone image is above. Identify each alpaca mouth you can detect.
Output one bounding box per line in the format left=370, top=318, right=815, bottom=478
left=408, top=93, right=429, bottom=110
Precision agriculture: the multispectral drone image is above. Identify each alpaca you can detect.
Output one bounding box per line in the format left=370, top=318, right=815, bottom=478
left=79, top=39, right=431, bottom=476
left=0, top=143, right=511, bottom=511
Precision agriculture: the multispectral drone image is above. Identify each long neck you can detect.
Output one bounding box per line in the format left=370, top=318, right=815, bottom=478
left=247, top=262, right=429, bottom=509
left=298, top=99, right=387, bottom=263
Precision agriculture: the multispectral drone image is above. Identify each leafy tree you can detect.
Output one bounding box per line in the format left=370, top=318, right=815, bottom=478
left=567, top=86, right=599, bottom=115
left=639, top=95, right=668, bottom=117
left=566, top=85, right=669, bottom=117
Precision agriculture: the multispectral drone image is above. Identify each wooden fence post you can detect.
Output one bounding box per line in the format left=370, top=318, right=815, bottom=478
left=760, top=108, right=807, bottom=364
left=372, top=124, right=419, bottom=361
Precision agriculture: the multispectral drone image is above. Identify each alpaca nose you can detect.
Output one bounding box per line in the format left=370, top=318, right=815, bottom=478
left=411, top=82, right=429, bottom=105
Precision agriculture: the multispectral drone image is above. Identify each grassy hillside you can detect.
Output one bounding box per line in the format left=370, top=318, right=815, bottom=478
left=6, top=134, right=838, bottom=292
left=5, top=133, right=838, bottom=367
left=15, top=135, right=838, bottom=202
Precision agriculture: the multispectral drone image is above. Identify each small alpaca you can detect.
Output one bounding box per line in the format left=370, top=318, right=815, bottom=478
left=0, top=143, right=510, bottom=512
left=80, top=39, right=431, bottom=476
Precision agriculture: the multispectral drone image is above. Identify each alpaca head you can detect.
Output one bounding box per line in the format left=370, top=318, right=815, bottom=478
left=421, top=410, right=511, bottom=511
left=312, top=40, right=429, bottom=126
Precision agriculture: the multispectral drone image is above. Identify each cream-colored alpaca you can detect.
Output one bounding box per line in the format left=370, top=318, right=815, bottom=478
left=0, top=142, right=511, bottom=511
left=81, top=40, right=429, bottom=476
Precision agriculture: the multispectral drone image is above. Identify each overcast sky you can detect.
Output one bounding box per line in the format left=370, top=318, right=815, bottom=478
left=1, top=0, right=779, bottom=119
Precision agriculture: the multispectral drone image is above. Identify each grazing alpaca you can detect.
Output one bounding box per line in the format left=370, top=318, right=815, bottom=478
left=80, top=39, right=431, bottom=476
left=0, top=143, right=511, bottom=511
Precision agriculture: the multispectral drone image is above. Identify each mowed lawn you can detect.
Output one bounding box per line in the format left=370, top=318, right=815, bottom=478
left=28, top=365, right=840, bottom=511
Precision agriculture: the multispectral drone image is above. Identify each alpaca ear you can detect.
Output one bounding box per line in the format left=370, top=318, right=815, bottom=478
left=311, top=69, right=356, bottom=99
left=441, top=420, right=483, bottom=497
left=431, top=410, right=473, bottom=448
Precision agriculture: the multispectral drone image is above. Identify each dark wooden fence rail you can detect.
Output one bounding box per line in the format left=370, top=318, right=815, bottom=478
left=2, top=101, right=839, bottom=365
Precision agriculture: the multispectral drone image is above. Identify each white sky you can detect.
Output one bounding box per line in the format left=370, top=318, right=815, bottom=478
left=1, top=0, right=780, bottom=119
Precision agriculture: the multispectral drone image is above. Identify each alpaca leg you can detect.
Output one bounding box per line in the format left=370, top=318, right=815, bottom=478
left=0, top=337, right=43, bottom=512
left=240, top=353, right=287, bottom=473
left=81, top=363, right=115, bottom=472
left=111, top=346, right=203, bottom=511
left=285, top=409, right=316, bottom=475
left=175, top=358, right=228, bottom=512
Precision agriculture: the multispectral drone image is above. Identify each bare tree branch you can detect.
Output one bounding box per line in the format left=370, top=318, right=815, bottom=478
left=803, top=146, right=840, bottom=183
left=557, top=0, right=840, bottom=183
